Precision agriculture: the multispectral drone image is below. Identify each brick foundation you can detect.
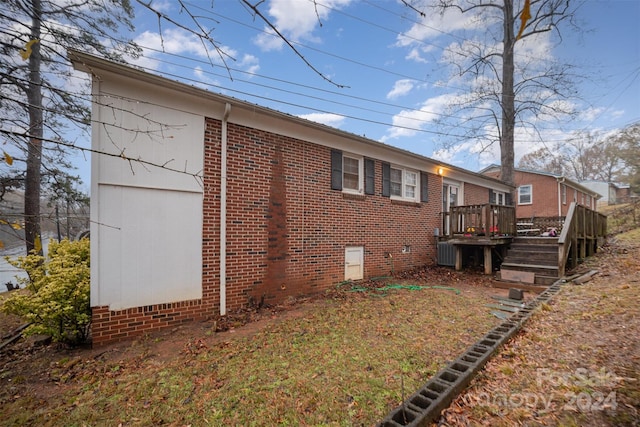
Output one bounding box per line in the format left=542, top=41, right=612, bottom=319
left=91, top=299, right=214, bottom=346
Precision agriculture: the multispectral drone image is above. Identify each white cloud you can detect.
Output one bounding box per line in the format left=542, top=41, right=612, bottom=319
left=387, top=79, right=415, bottom=99
left=254, top=28, right=285, bottom=51
left=579, top=107, right=605, bottom=122
left=254, top=0, right=353, bottom=50
left=381, top=93, right=456, bottom=141
left=405, top=47, right=429, bottom=63
left=298, top=112, right=345, bottom=127
left=397, top=5, right=490, bottom=47
left=238, top=54, right=260, bottom=75
left=135, top=29, right=212, bottom=59
left=430, top=147, right=456, bottom=164
left=147, top=0, right=172, bottom=13
left=609, top=109, right=625, bottom=119
left=133, top=28, right=252, bottom=74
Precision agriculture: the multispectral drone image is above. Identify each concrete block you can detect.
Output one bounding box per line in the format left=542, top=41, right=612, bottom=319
left=508, top=288, right=524, bottom=300
left=501, top=269, right=535, bottom=283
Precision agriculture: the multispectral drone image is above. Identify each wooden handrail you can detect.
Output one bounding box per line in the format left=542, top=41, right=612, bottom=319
left=557, top=202, right=576, bottom=277
left=446, top=204, right=516, bottom=237
left=557, top=202, right=607, bottom=277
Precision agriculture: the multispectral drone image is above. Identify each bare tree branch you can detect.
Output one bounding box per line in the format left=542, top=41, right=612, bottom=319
left=239, top=0, right=348, bottom=89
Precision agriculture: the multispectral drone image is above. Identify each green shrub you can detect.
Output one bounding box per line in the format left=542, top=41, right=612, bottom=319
left=3, top=238, right=91, bottom=344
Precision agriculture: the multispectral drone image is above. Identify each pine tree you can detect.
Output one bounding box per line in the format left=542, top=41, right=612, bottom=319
left=1, top=0, right=139, bottom=253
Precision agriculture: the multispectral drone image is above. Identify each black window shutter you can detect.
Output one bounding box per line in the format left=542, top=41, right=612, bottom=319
left=420, top=171, right=429, bottom=202
left=489, top=189, right=496, bottom=204
left=364, top=158, right=375, bottom=195
left=382, top=162, right=390, bottom=197
left=505, top=192, right=513, bottom=206
left=331, top=149, right=342, bottom=191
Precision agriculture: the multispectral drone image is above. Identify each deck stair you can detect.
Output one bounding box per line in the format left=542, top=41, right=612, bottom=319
left=499, top=237, right=560, bottom=286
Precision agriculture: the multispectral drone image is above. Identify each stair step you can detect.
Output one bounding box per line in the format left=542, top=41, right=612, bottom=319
left=505, top=255, right=557, bottom=264
left=513, top=237, right=559, bottom=245
left=501, top=265, right=559, bottom=278
left=505, top=259, right=557, bottom=267
left=509, top=245, right=558, bottom=253
left=507, top=250, right=557, bottom=258
left=491, top=280, right=549, bottom=293
left=498, top=269, right=560, bottom=286
left=507, top=251, right=558, bottom=262
left=501, top=262, right=559, bottom=271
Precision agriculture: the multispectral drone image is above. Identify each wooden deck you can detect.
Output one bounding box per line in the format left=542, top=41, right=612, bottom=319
left=441, top=203, right=607, bottom=279
left=447, top=235, right=513, bottom=274
left=442, top=204, right=516, bottom=274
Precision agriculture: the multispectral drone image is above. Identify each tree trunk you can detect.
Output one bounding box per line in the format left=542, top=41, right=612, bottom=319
left=501, top=0, right=516, bottom=203
left=24, top=0, right=44, bottom=255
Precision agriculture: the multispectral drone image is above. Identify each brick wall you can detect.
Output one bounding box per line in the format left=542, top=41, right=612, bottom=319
left=91, top=300, right=207, bottom=345
left=482, top=169, right=598, bottom=218
left=514, top=172, right=558, bottom=218
left=92, top=117, right=445, bottom=344
left=464, top=182, right=489, bottom=205
left=218, top=119, right=442, bottom=306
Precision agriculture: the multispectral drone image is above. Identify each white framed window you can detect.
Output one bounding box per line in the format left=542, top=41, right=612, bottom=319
left=342, top=154, right=363, bottom=194
left=492, top=190, right=506, bottom=205
left=518, top=185, right=532, bottom=205
left=390, top=166, right=419, bottom=201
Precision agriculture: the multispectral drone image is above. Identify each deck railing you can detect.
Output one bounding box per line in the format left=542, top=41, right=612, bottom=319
left=445, top=204, right=516, bottom=238
left=558, top=202, right=607, bottom=277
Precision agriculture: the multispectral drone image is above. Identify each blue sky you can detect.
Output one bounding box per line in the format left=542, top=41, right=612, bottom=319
left=72, top=0, right=640, bottom=185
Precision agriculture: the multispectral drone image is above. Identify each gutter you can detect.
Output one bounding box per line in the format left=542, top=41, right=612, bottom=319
left=557, top=177, right=565, bottom=217
left=220, top=103, right=231, bottom=315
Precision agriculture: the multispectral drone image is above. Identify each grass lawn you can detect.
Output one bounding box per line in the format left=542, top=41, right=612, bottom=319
left=0, top=268, right=503, bottom=426
left=2, top=225, right=638, bottom=426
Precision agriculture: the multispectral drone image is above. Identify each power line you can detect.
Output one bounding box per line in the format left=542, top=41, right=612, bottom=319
left=1, top=1, right=637, bottom=149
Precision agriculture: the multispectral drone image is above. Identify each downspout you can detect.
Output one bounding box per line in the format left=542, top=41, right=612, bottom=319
left=557, top=177, right=565, bottom=218
left=220, top=103, right=231, bottom=315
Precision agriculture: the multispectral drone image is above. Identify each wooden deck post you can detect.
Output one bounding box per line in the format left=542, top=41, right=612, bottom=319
left=455, top=246, right=462, bottom=271
left=484, top=246, right=492, bottom=275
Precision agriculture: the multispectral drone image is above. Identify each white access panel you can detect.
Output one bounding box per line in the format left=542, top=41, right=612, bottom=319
left=92, top=185, right=203, bottom=310
left=345, top=246, right=364, bottom=281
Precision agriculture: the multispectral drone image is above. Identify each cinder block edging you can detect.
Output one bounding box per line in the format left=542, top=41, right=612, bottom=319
left=377, top=281, right=565, bottom=427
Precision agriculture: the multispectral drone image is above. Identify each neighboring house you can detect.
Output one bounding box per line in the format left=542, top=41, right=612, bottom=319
left=579, top=180, right=616, bottom=207
left=480, top=165, right=600, bottom=219
left=612, top=184, right=637, bottom=204
left=579, top=180, right=638, bottom=207
left=70, top=51, right=512, bottom=345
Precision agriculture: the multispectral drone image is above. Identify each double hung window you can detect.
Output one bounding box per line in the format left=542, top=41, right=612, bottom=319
left=390, top=167, right=418, bottom=202
left=342, top=155, right=361, bottom=193
left=518, top=185, right=532, bottom=205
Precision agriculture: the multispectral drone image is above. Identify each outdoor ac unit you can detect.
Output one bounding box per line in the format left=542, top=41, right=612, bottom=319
left=437, top=242, right=456, bottom=267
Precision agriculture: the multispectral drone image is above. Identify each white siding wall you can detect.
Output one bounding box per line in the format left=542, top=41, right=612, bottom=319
left=91, top=78, right=204, bottom=310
